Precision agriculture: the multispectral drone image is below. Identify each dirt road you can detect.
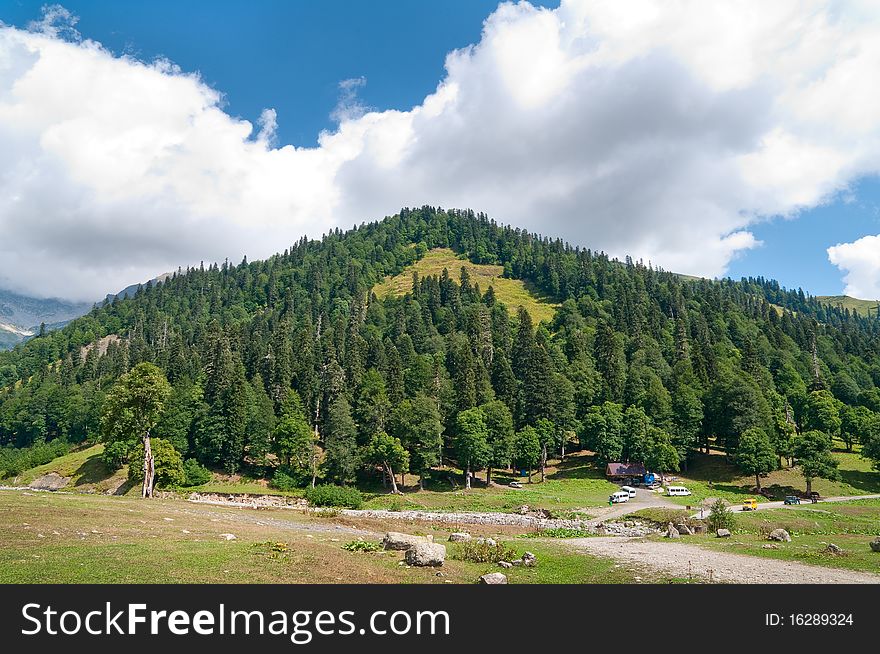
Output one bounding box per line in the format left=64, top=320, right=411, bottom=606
left=564, top=536, right=880, bottom=584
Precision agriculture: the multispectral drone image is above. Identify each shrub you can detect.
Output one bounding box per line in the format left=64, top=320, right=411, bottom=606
left=342, top=539, right=381, bottom=552
left=271, top=467, right=306, bottom=491
left=521, top=527, right=593, bottom=539
left=101, top=440, right=131, bottom=470
left=181, top=459, right=212, bottom=486
left=127, top=438, right=185, bottom=488
left=707, top=499, right=736, bottom=532
left=453, top=540, right=518, bottom=563
left=304, top=484, right=363, bottom=509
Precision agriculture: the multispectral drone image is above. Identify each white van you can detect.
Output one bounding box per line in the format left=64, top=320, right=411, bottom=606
left=666, top=486, right=692, bottom=497
left=609, top=491, right=630, bottom=503
left=620, top=485, right=637, bottom=498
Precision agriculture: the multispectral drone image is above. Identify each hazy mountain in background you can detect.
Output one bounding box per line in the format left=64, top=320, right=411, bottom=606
left=0, top=272, right=171, bottom=350
left=0, top=289, right=92, bottom=349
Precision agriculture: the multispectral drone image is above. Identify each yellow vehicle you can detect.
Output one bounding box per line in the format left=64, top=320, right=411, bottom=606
left=742, top=498, right=758, bottom=511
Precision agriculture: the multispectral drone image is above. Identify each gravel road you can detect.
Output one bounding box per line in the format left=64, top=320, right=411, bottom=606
left=565, top=536, right=880, bottom=584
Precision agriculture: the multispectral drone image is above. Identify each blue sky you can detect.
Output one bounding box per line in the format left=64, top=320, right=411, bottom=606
left=1, top=1, right=879, bottom=301
left=2, top=0, right=555, bottom=145
left=726, top=178, right=880, bottom=295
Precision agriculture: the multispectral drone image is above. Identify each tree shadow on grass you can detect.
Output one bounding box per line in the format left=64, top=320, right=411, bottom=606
left=838, top=468, right=880, bottom=494
left=545, top=454, right=605, bottom=481
left=73, top=453, right=114, bottom=486
left=113, top=479, right=137, bottom=496
left=681, top=452, right=741, bottom=483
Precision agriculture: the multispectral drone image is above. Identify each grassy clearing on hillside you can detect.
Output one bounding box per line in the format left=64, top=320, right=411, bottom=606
left=373, top=248, right=558, bottom=324
left=1, top=444, right=133, bottom=495
left=817, top=295, right=879, bottom=317
left=0, top=490, right=644, bottom=584
left=681, top=499, right=880, bottom=574
left=664, top=450, right=880, bottom=506
left=361, top=452, right=619, bottom=513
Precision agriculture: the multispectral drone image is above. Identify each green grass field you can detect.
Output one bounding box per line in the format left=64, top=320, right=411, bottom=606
left=361, top=452, right=619, bottom=513
left=663, top=449, right=880, bottom=506
left=0, top=490, right=644, bottom=584
left=683, top=499, right=880, bottom=574
left=373, top=248, right=558, bottom=324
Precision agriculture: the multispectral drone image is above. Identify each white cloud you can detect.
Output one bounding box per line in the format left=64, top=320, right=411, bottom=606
left=2, top=1, right=880, bottom=300
left=828, top=235, right=880, bottom=299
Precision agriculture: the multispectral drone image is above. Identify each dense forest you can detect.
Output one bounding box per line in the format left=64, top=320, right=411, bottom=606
left=1, top=207, right=879, bottom=490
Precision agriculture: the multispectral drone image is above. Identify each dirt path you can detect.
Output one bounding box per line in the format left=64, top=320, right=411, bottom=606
left=563, top=537, right=880, bottom=584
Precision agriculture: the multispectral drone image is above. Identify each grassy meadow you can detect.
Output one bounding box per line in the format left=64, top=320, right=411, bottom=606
left=0, top=490, right=645, bottom=584
left=372, top=248, right=558, bottom=324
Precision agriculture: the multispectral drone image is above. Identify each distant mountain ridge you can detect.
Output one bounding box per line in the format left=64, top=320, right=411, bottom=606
left=0, top=273, right=170, bottom=350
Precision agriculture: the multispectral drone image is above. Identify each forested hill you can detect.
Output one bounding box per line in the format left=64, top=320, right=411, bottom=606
left=2, top=207, right=880, bottom=482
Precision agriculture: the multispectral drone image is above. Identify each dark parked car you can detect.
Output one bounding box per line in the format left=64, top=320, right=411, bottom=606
left=784, top=495, right=801, bottom=505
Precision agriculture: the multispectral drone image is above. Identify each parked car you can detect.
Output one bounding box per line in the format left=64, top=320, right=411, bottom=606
left=609, top=491, right=630, bottom=503
left=742, top=498, right=758, bottom=511
left=509, top=481, right=523, bottom=489
left=666, top=486, right=691, bottom=497
left=620, top=485, right=637, bottom=498
left=784, top=495, right=801, bottom=505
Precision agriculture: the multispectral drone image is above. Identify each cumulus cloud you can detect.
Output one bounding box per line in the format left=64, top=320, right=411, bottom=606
left=828, top=236, right=880, bottom=299
left=2, top=1, right=880, bottom=300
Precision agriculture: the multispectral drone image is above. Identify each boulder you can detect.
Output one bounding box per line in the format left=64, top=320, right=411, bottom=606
left=475, top=537, right=498, bottom=547
left=691, top=524, right=706, bottom=534
left=521, top=551, right=537, bottom=567
left=762, top=544, right=779, bottom=550
left=676, top=523, right=694, bottom=536
left=517, top=505, right=530, bottom=515
left=498, top=561, right=513, bottom=569
left=871, top=537, right=880, bottom=553
left=448, top=532, right=472, bottom=543
left=404, top=542, right=446, bottom=567
left=29, top=472, right=70, bottom=491
left=219, top=533, right=236, bottom=540
left=768, top=528, right=791, bottom=543
left=665, top=522, right=680, bottom=539
left=716, top=528, right=731, bottom=538
left=383, top=532, right=428, bottom=551
left=479, top=572, right=508, bottom=585
left=823, top=543, right=842, bottom=554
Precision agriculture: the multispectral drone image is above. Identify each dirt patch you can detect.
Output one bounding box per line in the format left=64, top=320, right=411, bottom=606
left=564, top=537, right=880, bottom=584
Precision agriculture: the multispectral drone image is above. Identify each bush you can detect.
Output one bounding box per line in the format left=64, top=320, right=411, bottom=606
left=127, top=438, right=184, bottom=488
left=101, top=440, right=131, bottom=470
left=271, top=466, right=311, bottom=491
left=522, top=527, right=593, bottom=539
left=342, top=539, right=381, bottom=552
left=304, top=484, right=363, bottom=509
left=453, top=540, right=518, bottom=563
left=707, top=499, right=736, bottom=532
left=181, top=459, right=212, bottom=486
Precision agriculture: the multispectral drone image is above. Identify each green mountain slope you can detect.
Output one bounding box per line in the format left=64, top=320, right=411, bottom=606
left=817, top=295, right=880, bottom=317
left=1, top=207, right=879, bottom=488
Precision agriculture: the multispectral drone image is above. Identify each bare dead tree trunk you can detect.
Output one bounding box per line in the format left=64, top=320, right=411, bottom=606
left=386, top=462, right=400, bottom=494
left=540, top=444, right=547, bottom=483
left=142, top=431, right=155, bottom=498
